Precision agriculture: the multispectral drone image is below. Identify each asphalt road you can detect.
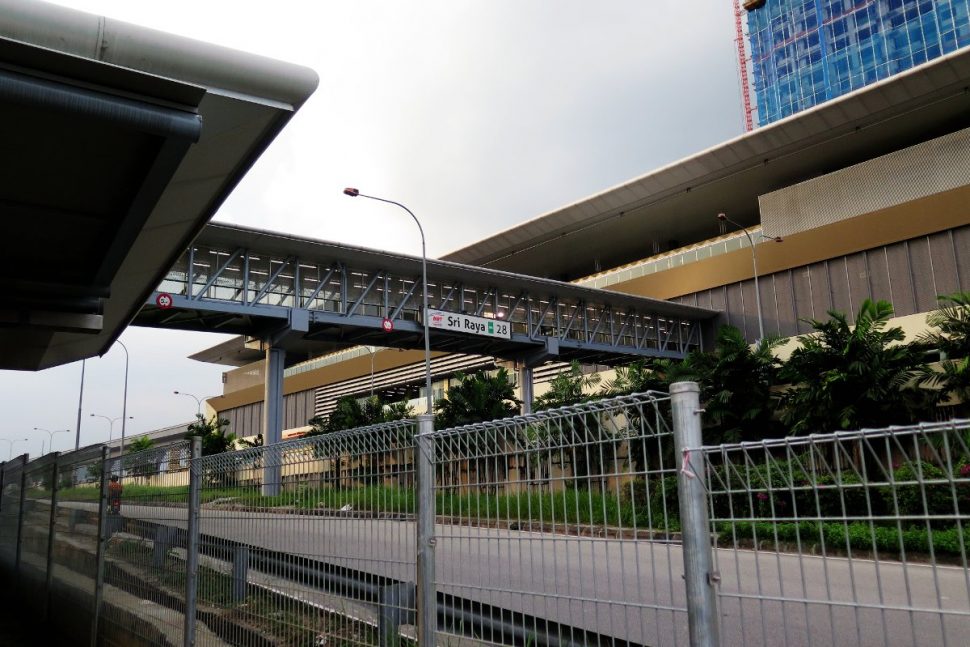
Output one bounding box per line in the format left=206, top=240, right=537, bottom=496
left=98, top=503, right=970, bottom=647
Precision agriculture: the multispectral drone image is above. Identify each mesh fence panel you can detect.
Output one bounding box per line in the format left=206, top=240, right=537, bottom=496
left=49, top=445, right=108, bottom=644
left=188, top=420, right=418, bottom=646
left=431, top=392, right=686, bottom=646
left=702, top=420, right=970, bottom=647
left=0, top=456, right=26, bottom=573
left=96, top=443, right=194, bottom=645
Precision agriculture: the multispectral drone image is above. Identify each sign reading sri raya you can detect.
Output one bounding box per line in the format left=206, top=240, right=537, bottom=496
left=427, top=309, right=511, bottom=339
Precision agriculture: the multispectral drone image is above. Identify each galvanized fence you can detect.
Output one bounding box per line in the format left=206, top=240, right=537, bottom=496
left=698, top=418, right=970, bottom=647
left=2, top=383, right=968, bottom=647
left=429, top=391, right=684, bottom=646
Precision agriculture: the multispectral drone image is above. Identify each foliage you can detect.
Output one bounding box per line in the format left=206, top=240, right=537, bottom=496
left=779, top=299, right=938, bottom=434
left=185, top=413, right=236, bottom=456
left=126, top=436, right=154, bottom=453
left=534, top=361, right=601, bottom=410
left=919, top=292, right=970, bottom=415
left=307, top=395, right=414, bottom=435
left=432, top=368, right=520, bottom=489
left=434, top=368, right=520, bottom=429
left=686, top=326, right=783, bottom=443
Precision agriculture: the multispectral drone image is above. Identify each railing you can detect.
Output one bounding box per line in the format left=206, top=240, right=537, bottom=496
left=2, top=387, right=967, bottom=646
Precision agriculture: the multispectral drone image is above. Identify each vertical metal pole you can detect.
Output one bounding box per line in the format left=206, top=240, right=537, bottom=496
left=415, top=414, right=436, bottom=647
left=671, top=381, right=719, bottom=647
left=0, top=461, right=6, bottom=516
left=13, top=455, right=27, bottom=576
left=519, top=366, right=534, bottom=415
left=45, top=454, right=60, bottom=622
left=262, top=345, right=286, bottom=496
left=90, top=447, right=109, bottom=647
left=75, top=359, right=86, bottom=451
left=184, top=436, right=202, bottom=646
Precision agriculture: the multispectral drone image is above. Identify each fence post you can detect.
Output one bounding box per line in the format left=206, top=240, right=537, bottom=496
left=90, top=447, right=110, bottom=647
left=14, top=455, right=28, bottom=576
left=184, top=436, right=202, bottom=646
left=45, top=453, right=60, bottom=622
left=671, top=381, right=719, bottom=647
left=415, top=414, right=436, bottom=647
left=0, top=461, right=6, bottom=516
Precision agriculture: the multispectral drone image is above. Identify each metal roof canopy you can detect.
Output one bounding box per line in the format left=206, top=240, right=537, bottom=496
left=136, top=223, right=717, bottom=366
left=0, top=0, right=318, bottom=370
left=443, top=45, right=970, bottom=280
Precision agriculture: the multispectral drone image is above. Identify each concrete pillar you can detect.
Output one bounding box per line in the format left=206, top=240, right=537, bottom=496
left=519, top=366, right=534, bottom=415
left=262, top=345, right=286, bottom=496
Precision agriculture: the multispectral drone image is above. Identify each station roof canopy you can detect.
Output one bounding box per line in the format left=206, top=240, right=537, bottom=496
left=443, top=46, right=970, bottom=280
left=0, top=0, right=318, bottom=370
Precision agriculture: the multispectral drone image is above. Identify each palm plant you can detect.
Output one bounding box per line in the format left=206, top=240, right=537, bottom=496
left=919, top=292, right=970, bottom=416
left=779, top=299, right=936, bottom=434
left=434, top=368, right=520, bottom=489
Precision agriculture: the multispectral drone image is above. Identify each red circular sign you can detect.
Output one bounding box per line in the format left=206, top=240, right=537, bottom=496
left=156, top=293, right=174, bottom=309
left=381, top=318, right=394, bottom=333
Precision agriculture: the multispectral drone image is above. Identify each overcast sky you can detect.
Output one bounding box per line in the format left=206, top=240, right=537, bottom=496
left=0, top=0, right=744, bottom=457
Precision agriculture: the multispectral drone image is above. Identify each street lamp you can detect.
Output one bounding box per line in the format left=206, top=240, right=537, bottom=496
left=89, top=414, right=134, bottom=445
left=343, top=188, right=433, bottom=414
left=116, top=340, right=130, bottom=456
left=0, top=438, right=29, bottom=460
left=716, top=212, right=783, bottom=342
left=33, top=427, right=71, bottom=456
left=173, top=391, right=220, bottom=416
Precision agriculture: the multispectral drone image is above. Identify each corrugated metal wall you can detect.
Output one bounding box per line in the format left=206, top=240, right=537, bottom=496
left=219, top=389, right=315, bottom=439
left=676, top=225, right=970, bottom=339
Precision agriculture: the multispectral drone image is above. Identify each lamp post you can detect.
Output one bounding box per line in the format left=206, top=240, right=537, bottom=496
left=343, top=188, right=433, bottom=415
left=89, top=414, right=134, bottom=445
left=716, top=213, right=783, bottom=342
left=116, top=340, right=130, bottom=456
left=32, top=427, right=71, bottom=456
left=174, top=391, right=220, bottom=417
left=0, top=438, right=29, bottom=460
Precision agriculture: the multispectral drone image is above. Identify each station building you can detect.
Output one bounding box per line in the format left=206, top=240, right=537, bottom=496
left=200, top=44, right=970, bottom=440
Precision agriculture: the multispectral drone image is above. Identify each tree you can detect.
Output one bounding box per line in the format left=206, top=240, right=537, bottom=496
left=306, top=395, right=414, bottom=487
left=780, top=299, right=936, bottom=434
left=534, top=362, right=611, bottom=487
left=687, top=326, right=783, bottom=443
left=126, top=436, right=154, bottom=453
left=434, top=369, right=520, bottom=489
left=186, top=414, right=236, bottom=456
left=919, top=292, right=970, bottom=416
left=124, top=436, right=158, bottom=478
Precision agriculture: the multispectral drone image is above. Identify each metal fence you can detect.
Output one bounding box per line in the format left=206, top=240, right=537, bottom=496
left=699, top=419, right=970, bottom=647
left=1, top=384, right=968, bottom=647
left=429, top=391, right=684, bottom=646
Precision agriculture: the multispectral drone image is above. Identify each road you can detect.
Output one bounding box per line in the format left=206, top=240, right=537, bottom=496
left=95, top=503, right=970, bottom=647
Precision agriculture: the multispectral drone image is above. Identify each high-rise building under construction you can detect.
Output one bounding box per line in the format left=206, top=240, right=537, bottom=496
left=743, top=0, right=970, bottom=125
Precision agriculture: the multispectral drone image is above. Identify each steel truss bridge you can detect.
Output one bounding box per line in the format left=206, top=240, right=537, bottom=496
left=136, top=223, right=715, bottom=365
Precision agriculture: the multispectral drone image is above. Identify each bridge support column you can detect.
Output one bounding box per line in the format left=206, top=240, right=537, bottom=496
left=519, top=366, right=533, bottom=415
left=262, top=345, right=286, bottom=496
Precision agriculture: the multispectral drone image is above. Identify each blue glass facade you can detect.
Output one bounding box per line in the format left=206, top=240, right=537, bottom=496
left=748, top=0, right=970, bottom=125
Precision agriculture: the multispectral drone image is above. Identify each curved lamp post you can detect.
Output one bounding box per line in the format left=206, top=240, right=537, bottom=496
left=343, top=188, right=433, bottom=415
left=174, top=391, right=221, bottom=417
left=116, top=340, right=130, bottom=456
left=89, top=414, right=134, bottom=445
left=717, top=213, right=783, bottom=342
left=33, top=427, right=71, bottom=456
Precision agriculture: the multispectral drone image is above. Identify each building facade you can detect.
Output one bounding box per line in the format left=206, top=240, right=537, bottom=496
left=747, top=0, right=970, bottom=125
left=199, top=42, right=970, bottom=440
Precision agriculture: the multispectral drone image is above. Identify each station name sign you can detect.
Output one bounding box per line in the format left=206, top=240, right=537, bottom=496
left=426, top=309, right=510, bottom=339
